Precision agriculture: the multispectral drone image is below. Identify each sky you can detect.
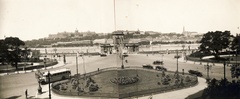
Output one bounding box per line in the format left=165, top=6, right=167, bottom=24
left=0, top=0, right=240, bottom=41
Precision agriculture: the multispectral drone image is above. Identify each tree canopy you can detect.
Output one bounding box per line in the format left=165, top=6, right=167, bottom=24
left=199, top=31, right=232, bottom=59
left=231, top=34, right=240, bottom=53
left=0, top=37, right=25, bottom=70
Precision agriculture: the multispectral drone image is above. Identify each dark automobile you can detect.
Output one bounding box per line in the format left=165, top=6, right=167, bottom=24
left=155, top=66, right=167, bottom=71
left=174, top=55, right=181, bottom=58
left=142, top=64, right=154, bottom=69
left=153, top=60, right=164, bottom=65
left=123, top=52, right=128, bottom=57
left=188, top=70, right=203, bottom=77
left=100, top=53, right=107, bottom=57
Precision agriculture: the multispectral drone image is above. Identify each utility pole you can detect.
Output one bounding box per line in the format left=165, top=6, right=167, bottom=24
left=76, top=53, right=78, bottom=75
left=177, top=50, right=179, bottom=73
left=175, top=49, right=179, bottom=79
left=48, top=71, right=51, bottom=99
left=113, top=0, right=116, bottom=31
left=44, top=56, right=46, bottom=70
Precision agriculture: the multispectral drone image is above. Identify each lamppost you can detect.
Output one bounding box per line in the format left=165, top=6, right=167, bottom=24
left=204, top=63, right=212, bottom=82
left=177, top=50, right=179, bottom=73
left=76, top=53, right=79, bottom=76
left=47, top=71, right=51, bottom=99
left=44, top=56, right=46, bottom=70
left=175, top=50, right=180, bottom=79
left=223, top=61, right=226, bottom=80
left=121, top=55, right=124, bottom=69
left=63, top=54, right=66, bottom=64
left=53, top=48, right=57, bottom=60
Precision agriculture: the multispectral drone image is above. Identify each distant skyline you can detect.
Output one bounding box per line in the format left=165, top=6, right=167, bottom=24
left=0, top=0, right=240, bottom=41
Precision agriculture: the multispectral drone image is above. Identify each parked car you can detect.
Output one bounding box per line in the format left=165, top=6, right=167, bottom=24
left=123, top=52, right=128, bottom=57
left=153, top=60, right=164, bottom=65
left=174, top=55, right=181, bottom=58
left=155, top=66, right=167, bottom=71
left=188, top=70, right=203, bottom=77
left=142, top=64, right=154, bottom=69
left=100, top=53, right=107, bottom=57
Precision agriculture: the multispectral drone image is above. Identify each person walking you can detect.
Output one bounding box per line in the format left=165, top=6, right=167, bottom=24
left=25, top=89, right=28, bottom=99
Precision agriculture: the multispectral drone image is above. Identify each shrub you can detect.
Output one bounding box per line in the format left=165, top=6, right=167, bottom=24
left=185, top=76, right=191, bottom=82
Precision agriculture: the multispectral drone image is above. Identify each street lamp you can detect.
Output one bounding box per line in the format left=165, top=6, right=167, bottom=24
left=175, top=50, right=180, bottom=79
left=121, top=55, right=124, bottom=69
left=176, top=50, right=179, bottom=73
left=44, top=56, right=46, bottom=70
left=76, top=53, right=79, bottom=76
left=47, top=71, right=51, bottom=99
left=223, top=61, right=226, bottom=80
left=204, top=63, right=212, bottom=82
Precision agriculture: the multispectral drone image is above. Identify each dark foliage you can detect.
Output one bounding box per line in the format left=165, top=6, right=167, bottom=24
left=202, top=78, right=240, bottom=99
left=199, top=31, right=232, bottom=60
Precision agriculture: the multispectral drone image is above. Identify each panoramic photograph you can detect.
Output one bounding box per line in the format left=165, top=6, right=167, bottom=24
left=0, top=0, right=240, bottom=99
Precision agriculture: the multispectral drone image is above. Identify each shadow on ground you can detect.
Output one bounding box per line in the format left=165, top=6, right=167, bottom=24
left=5, top=95, right=21, bottom=99
left=185, top=89, right=204, bottom=99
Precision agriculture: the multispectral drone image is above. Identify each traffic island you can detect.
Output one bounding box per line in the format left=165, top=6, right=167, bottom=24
left=52, top=67, right=198, bottom=98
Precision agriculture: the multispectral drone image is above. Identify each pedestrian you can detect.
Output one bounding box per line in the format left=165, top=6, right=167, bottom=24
left=25, top=89, right=28, bottom=99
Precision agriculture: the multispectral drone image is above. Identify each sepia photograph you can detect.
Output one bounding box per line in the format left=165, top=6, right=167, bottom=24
left=0, top=0, right=240, bottom=99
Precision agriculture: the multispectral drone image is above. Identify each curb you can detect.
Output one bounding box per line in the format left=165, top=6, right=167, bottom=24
left=0, top=61, right=67, bottom=76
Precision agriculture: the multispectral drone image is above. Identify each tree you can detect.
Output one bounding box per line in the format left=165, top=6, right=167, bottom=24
left=231, top=34, right=240, bottom=53
left=199, top=31, right=232, bottom=60
left=0, top=40, right=8, bottom=65
left=3, top=37, right=25, bottom=70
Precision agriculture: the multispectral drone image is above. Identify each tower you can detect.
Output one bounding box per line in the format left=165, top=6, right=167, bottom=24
left=75, top=28, right=78, bottom=33
left=182, top=26, right=185, bottom=34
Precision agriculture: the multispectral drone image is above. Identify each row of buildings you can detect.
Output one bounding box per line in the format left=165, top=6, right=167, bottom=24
left=46, top=28, right=202, bottom=47
left=48, top=29, right=100, bottom=39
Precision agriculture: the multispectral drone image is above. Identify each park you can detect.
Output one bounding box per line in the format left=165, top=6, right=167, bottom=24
left=0, top=31, right=240, bottom=99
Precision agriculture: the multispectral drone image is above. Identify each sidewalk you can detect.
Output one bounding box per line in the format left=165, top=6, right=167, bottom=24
left=0, top=61, right=66, bottom=76
left=35, top=77, right=207, bottom=99
left=179, top=57, right=224, bottom=67
left=137, top=77, right=207, bottom=99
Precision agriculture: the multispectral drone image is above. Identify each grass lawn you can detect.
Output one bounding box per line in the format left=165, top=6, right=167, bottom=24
left=53, top=68, right=198, bottom=98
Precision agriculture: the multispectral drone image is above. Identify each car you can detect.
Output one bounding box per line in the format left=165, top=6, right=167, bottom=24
left=155, top=66, right=167, bottom=71
left=100, top=53, right=107, bottom=57
left=142, top=64, right=154, bottom=69
left=174, top=55, right=181, bottom=58
left=153, top=60, right=164, bottom=65
left=122, top=52, right=128, bottom=57
left=188, top=70, right=203, bottom=77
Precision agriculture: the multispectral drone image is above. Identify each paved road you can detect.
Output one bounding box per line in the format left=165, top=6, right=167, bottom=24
left=0, top=53, right=233, bottom=99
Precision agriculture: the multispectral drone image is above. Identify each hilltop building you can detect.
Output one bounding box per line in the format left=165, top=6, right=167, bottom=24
left=47, top=29, right=96, bottom=39
left=182, top=26, right=198, bottom=37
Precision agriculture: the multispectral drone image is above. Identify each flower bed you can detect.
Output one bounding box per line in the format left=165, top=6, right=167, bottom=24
left=52, top=67, right=198, bottom=98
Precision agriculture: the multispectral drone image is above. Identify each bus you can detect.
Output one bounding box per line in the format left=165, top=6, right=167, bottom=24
left=36, top=68, right=71, bottom=84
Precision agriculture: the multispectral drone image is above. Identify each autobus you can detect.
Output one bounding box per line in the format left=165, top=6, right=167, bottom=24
left=36, top=68, right=71, bottom=84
